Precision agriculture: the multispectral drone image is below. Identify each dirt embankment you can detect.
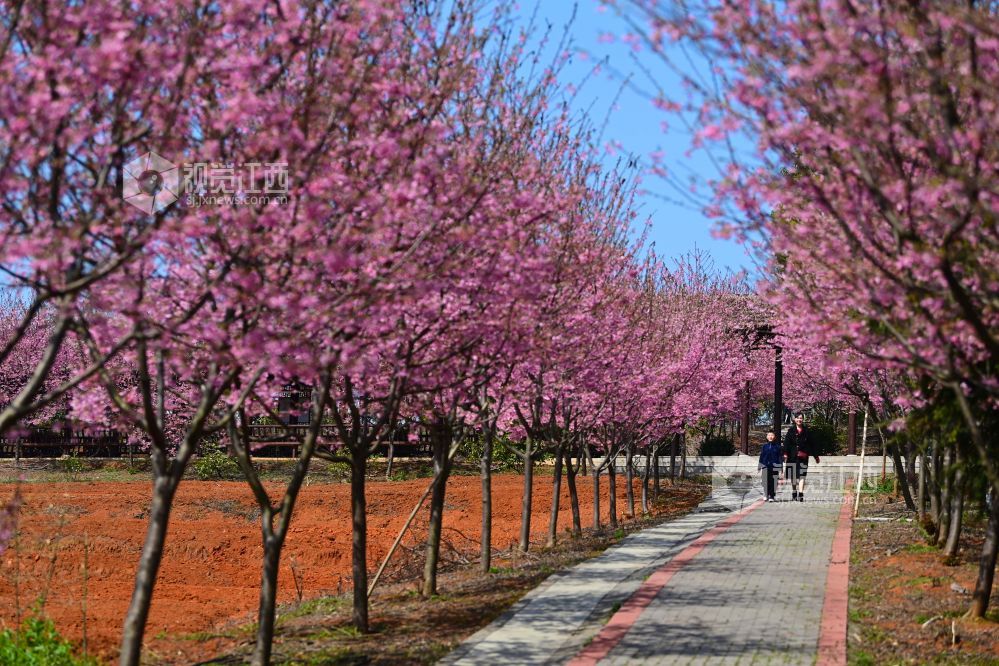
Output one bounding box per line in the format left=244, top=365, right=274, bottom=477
left=849, top=496, right=999, bottom=664
left=1, top=471, right=670, bottom=659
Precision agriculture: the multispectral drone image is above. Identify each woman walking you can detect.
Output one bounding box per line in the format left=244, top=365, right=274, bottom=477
left=783, top=413, right=820, bottom=501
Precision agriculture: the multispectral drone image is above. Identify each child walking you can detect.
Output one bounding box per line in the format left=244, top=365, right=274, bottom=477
left=758, top=431, right=782, bottom=502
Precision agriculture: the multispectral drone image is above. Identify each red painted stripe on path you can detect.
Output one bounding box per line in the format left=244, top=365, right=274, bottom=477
left=568, top=500, right=764, bottom=666
left=816, top=485, right=854, bottom=666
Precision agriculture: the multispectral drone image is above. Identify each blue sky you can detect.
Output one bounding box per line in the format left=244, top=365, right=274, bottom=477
left=519, top=2, right=755, bottom=275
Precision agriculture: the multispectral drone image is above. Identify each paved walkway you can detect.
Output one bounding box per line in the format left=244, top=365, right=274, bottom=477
left=443, top=469, right=852, bottom=666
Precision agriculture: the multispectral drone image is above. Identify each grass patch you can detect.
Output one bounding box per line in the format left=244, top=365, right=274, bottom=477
left=848, top=648, right=878, bottom=666
left=905, top=576, right=935, bottom=587
left=404, top=643, right=452, bottom=663
left=860, top=624, right=889, bottom=643
left=279, top=596, right=347, bottom=622
left=848, top=607, right=869, bottom=623
left=914, top=610, right=963, bottom=624
left=0, top=617, right=98, bottom=665
left=849, top=493, right=999, bottom=664
left=302, top=627, right=370, bottom=642
left=179, top=629, right=239, bottom=642
left=284, top=646, right=367, bottom=665
left=387, top=468, right=431, bottom=481
left=849, top=584, right=871, bottom=602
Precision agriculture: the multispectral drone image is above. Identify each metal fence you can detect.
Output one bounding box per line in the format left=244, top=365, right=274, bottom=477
left=0, top=424, right=433, bottom=459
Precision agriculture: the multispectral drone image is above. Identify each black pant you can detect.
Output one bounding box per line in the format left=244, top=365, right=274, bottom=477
left=764, top=468, right=779, bottom=498
left=784, top=463, right=796, bottom=487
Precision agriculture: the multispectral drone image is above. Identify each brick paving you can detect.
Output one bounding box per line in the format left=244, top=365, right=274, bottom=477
left=443, top=466, right=850, bottom=666
left=598, top=499, right=842, bottom=665
left=442, top=510, right=731, bottom=665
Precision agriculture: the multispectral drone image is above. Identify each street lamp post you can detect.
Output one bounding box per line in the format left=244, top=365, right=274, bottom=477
left=737, top=324, right=783, bottom=453
left=740, top=380, right=751, bottom=454
left=773, top=345, right=783, bottom=446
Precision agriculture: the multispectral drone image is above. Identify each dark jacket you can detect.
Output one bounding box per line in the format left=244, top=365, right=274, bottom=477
left=758, top=442, right=782, bottom=470
left=784, top=424, right=818, bottom=461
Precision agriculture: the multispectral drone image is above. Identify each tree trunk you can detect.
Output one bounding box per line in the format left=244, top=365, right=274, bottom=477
left=248, top=454, right=316, bottom=664
left=936, top=488, right=950, bottom=546
left=641, top=448, right=651, bottom=515
left=904, top=442, right=917, bottom=487
left=119, top=475, right=179, bottom=666
left=624, top=445, right=635, bottom=518
left=967, top=484, right=999, bottom=618
left=592, top=466, right=601, bottom=530
left=943, top=465, right=964, bottom=559
left=385, top=442, right=394, bottom=481
left=890, top=442, right=916, bottom=511
left=680, top=434, right=687, bottom=480
left=519, top=438, right=534, bottom=552
left=547, top=445, right=564, bottom=548
left=741, top=384, right=751, bottom=454
left=251, top=528, right=283, bottom=666
left=351, top=447, right=369, bottom=631
left=480, top=430, right=494, bottom=573
left=652, top=444, right=661, bottom=501
left=670, top=434, right=678, bottom=483
left=608, top=457, right=618, bottom=528
left=564, top=449, right=581, bottom=537
left=928, top=445, right=942, bottom=536
left=935, top=449, right=951, bottom=547
left=422, top=421, right=453, bottom=598
left=917, top=450, right=927, bottom=526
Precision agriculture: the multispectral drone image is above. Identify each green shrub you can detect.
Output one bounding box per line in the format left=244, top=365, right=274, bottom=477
left=699, top=436, right=735, bottom=456
left=193, top=449, right=243, bottom=480
left=860, top=474, right=895, bottom=494
left=59, top=456, right=86, bottom=477
left=805, top=416, right=839, bottom=455
left=327, top=461, right=352, bottom=479
left=460, top=433, right=528, bottom=471
left=0, top=616, right=97, bottom=665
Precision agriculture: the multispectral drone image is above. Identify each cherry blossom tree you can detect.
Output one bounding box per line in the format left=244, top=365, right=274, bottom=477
left=64, top=0, right=547, bottom=661
left=0, top=0, right=219, bottom=435
left=625, top=0, right=999, bottom=617
left=0, top=293, right=76, bottom=429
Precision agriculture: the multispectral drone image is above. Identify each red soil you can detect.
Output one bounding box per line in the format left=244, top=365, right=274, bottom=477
left=0, top=472, right=651, bottom=659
